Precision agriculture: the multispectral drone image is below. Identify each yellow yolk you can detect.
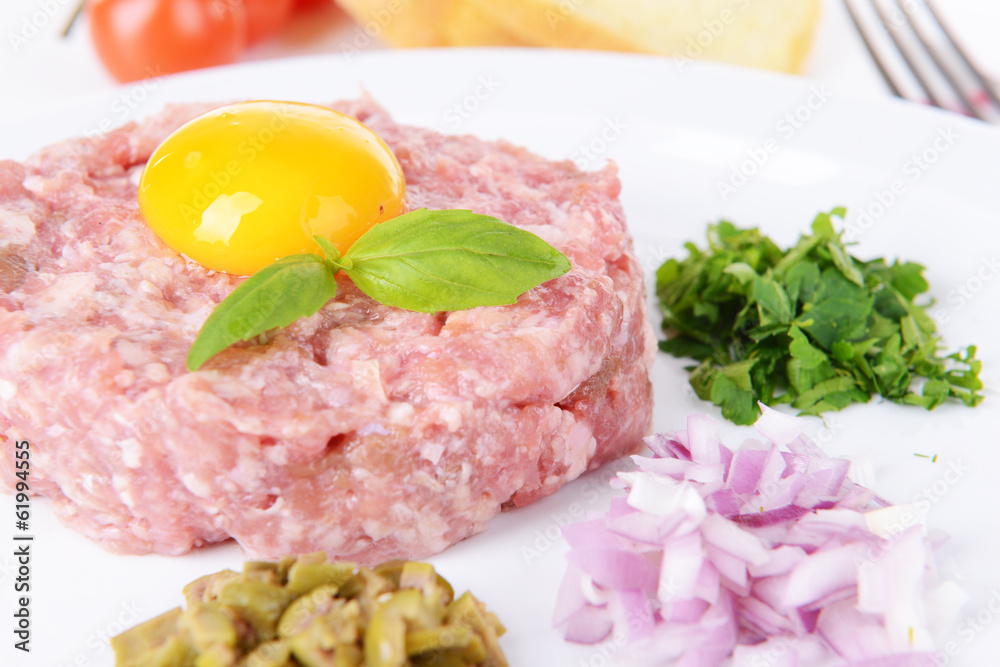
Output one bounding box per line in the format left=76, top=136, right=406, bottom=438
left=138, top=101, right=406, bottom=275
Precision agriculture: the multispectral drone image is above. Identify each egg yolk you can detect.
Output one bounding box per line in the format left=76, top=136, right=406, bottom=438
left=138, top=101, right=406, bottom=275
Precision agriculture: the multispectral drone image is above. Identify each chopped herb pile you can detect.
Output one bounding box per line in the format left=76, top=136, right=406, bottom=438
left=655, top=208, right=983, bottom=425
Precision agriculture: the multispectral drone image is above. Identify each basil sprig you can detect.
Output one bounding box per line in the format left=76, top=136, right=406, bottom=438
left=187, top=209, right=571, bottom=371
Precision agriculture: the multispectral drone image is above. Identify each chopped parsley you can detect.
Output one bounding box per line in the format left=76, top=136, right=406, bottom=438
left=656, top=208, right=983, bottom=425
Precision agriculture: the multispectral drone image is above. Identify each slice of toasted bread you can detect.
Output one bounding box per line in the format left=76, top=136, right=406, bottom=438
left=335, top=0, right=447, bottom=47
left=461, top=0, right=820, bottom=72
left=335, top=0, right=819, bottom=73
left=440, top=1, right=530, bottom=46
left=334, top=0, right=526, bottom=48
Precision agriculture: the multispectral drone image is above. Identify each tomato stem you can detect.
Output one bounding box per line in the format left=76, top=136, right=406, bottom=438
left=61, top=0, right=86, bottom=38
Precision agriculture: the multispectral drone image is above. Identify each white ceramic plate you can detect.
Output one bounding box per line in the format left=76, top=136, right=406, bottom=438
left=2, top=50, right=999, bottom=667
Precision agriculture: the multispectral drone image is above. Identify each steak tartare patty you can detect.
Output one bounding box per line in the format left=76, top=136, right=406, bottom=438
left=0, top=99, right=654, bottom=561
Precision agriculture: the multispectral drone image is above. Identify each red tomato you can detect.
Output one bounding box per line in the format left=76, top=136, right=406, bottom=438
left=242, top=0, right=295, bottom=43
left=87, top=0, right=247, bottom=83
left=293, top=0, right=328, bottom=11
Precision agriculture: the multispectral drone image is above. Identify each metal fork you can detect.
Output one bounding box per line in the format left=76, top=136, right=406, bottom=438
left=843, top=0, right=1000, bottom=124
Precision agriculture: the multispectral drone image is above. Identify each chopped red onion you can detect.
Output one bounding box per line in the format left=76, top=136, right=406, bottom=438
left=554, top=407, right=965, bottom=665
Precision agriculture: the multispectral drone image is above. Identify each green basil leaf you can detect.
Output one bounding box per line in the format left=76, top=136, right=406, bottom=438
left=343, top=208, right=571, bottom=312
left=313, top=235, right=345, bottom=267
left=187, top=254, right=336, bottom=371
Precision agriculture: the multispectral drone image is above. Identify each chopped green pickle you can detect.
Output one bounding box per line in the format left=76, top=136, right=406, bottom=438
left=180, top=603, right=239, bottom=650
left=111, top=553, right=507, bottom=667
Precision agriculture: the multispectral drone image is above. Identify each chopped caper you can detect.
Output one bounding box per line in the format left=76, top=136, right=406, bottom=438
left=332, top=644, right=364, bottom=667
left=405, top=624, right=473, bottom=656
left=240, top=638, right=292, bottom=667
left=194, top=642, right=239, bottom=667
left=242, top=561, right=285, bottom=587
left=277, top=584, right=340, bottom=638
left=445, top=593, right=508, bottom=667
left=218, top=580, right=297, bottom=641
left=399, top=561, right=454, bottom=610
left=461, top=634, right=487, bottom=663
left=181, top=603, right=239, bottom=651
left=286, top=558, right=357, bottom=597
left=111, top=608, right=194, bottom=667
left=410, top=651, right=469, bottom=667
left=113, top=554, right=507, bottom=667
left=363, top=597, right=407, bottom=667
left=185, top=570, right=241, bottom=607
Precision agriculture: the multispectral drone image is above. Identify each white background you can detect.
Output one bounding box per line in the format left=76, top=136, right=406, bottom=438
left=1, top=2, right=1000, bottom=667
left=0, top=0, right=999, bottom=123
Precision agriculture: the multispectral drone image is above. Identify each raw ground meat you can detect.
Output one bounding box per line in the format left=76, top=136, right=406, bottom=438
left=0, top=98, right=655, bottom=562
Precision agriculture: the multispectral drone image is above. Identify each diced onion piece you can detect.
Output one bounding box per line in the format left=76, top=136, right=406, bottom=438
left=554, top=408, right=962, bottom=666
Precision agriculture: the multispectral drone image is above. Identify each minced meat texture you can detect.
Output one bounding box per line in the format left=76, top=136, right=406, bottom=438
left=0, top=99, right=654, bottom=562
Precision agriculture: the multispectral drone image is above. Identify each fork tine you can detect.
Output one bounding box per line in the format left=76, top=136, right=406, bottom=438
left=844, top=0, right=999, bottom=123
left=870, top=0, right=954, bottom=110
left=896, top=0, right=986, bottom=119
left=924, top=0, right=1000, bottom=110
left=843, top=0, right=906, bottom=99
